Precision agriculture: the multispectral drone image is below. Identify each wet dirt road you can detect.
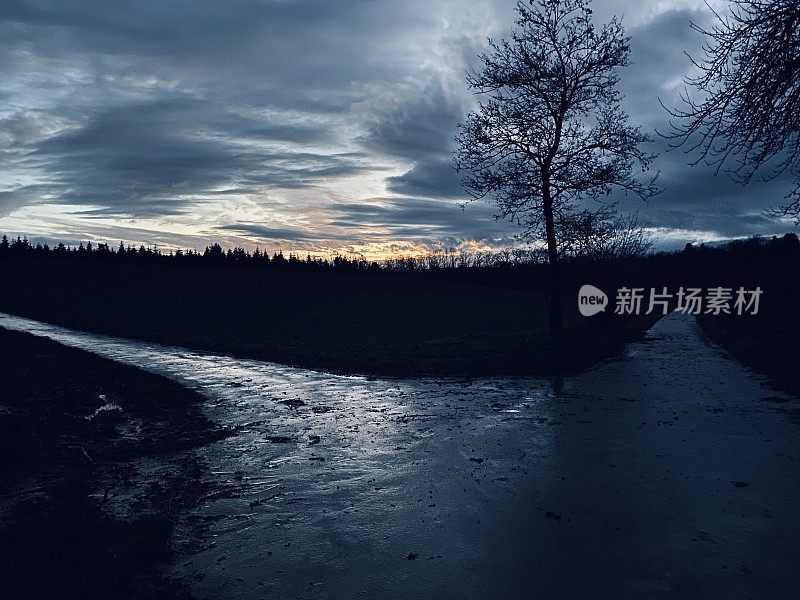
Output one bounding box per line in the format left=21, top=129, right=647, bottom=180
left=1, top=311, right=798, bottom=599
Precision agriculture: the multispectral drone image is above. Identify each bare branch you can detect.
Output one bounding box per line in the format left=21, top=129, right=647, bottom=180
left=662, top=0, right=800, bottom=218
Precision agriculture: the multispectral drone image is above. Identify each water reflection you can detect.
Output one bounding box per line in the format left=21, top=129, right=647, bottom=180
left=0, top=312, right=555, bottom=597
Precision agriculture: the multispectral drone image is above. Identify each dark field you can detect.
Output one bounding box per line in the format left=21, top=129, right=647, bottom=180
left=0, top=236, right=797, bottom=387
left=699, top=295, right=800, bottom=397
left=0, top=260, right=652, bottom=377
left=0, top=328, right=227, bottom=600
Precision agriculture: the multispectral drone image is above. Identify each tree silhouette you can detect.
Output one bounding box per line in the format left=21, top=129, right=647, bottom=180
left=664, top=0, right=800, bottom=220
left=557, top=204, right=654, bottom=262
left=455, top=0, right=657, bottom=334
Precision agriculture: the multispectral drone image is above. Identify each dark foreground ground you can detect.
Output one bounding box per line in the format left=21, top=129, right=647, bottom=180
left=0, top=236, right=797, bottom=388
left=0, top=328, right=227, bottom=600
left=1, top=310, right=798, bottom=599
left=698, top=298, right=800, bottom=396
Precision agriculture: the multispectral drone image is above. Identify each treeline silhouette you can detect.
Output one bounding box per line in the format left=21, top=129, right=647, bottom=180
left=0, top=234, right=551, bottom=273
left=4, top=232, right=798, bottom=273
left=1, top=231, right=799, bottom=305
left=0, top=235, right=384, bottom=272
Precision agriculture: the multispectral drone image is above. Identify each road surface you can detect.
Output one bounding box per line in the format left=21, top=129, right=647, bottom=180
left=1, top=311, right=797, bottom=599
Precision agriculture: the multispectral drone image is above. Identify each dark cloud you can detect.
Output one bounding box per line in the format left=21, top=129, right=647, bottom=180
left=0, top=187, right=38, bottom=217
left=621, top=8, right=709, bottom=130
left=217, top=224, right=353, bottom=243
left=606, top=7, right=795, bottom=241
left=362, top=79, right=467, bottom=199
left=326, top=196, right=512, bottom=241
left=0, top=1, right=795, bottom=253
left=363, top=82, right=462, bottom=162
left=16, top=96, right=371, bottom=217
left=0, top=0, right=425, bottom=98
left=625, top=165, right=795, bottom=238
left=385, top=157, right=465, bottom=198
left=218, top=196, right=516, bottom=249
left=32, top=97, right=237, bottom=213
left=0, top=0, right=455, bottom=225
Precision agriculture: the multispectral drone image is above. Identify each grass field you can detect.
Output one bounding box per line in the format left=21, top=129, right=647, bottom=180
left=4, top=241, right=795, bottom=383
left=0, top=260, right=652, bottom=377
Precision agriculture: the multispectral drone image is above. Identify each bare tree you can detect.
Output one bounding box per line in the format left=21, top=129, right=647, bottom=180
left=558, top=204, right=655, bottom=262
left=664, top=0, right=800, bottom=220
left=455, top=0, right=658, bottom=334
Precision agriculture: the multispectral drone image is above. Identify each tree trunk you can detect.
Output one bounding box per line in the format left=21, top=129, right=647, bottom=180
left=542, top=178, right=563, bottom=335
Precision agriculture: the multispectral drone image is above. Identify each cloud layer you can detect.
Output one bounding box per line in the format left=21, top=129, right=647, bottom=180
left=0, top=0, right=793, bottom=257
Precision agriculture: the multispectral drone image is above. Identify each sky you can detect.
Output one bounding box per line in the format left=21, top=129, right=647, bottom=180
left=0, top=0, right=795, bottom=259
